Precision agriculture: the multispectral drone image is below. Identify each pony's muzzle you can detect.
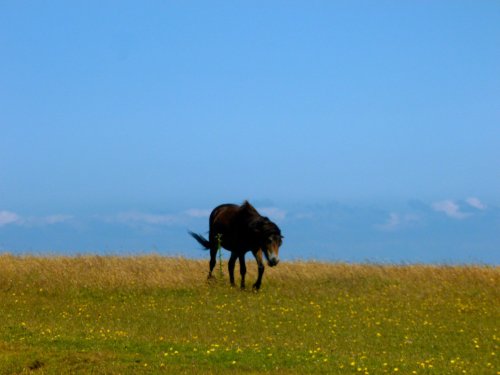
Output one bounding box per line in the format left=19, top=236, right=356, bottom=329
left=268, top=257, right=279, bottom=267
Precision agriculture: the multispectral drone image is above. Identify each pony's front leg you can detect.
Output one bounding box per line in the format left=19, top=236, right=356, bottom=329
left=228, top=253, right=238, bottom=286
left=239, top=255, right=247, bottom=289
left=252, top=249, right=265, bottom=291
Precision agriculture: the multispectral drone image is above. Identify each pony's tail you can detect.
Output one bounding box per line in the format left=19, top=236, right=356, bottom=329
left=188, top=231, right=211, bottom=250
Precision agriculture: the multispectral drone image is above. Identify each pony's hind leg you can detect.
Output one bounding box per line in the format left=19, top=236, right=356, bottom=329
left=208, top=246, right=217, bottom=280
left=228, top=253, right=238, bottom=286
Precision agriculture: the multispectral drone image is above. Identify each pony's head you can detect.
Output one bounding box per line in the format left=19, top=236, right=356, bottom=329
left=264, top=233, right=283, bottom=267
left=259, top=219, right=283, bottom=267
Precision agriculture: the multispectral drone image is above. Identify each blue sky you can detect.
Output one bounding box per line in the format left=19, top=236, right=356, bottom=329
left=1, top=2, right=499, bottom=263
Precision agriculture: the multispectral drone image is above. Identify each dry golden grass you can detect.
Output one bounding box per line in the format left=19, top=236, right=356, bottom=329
left=1, top=253, right=497, bottom=291
left=0, top=254, right=208, bottom=290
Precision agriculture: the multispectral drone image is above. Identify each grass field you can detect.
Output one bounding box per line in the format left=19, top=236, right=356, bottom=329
left=0, top=255, right=498, bottom=374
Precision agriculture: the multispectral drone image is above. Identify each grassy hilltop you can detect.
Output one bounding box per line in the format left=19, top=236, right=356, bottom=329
left=0, top=255, right=498, bottom=374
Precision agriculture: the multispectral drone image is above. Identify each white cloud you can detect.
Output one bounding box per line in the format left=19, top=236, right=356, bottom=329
left=377, top=212, right=419, bottom=231
left=0, top=211, right=73, bottom=227
left=293, top=211, right=315, bottom=220
left=184, top=209, right=211, bottom=218
left=104, top=209, right=212, bottom=227
left=258, top=207, right=287, bottom=221
left=432, top=200, right=468, bottom=219
left=378, top=213, right=401, bottom=230
left=114, top=212, right=178, bottom=226
left=466, top=197, right=486, bottom=210
left=39, top=215, right=73, bottom=225
left=0, top=211, right=20, bottom=227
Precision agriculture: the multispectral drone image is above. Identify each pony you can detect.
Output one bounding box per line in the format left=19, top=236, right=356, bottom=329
left=189, top=201, right=283, bottom=290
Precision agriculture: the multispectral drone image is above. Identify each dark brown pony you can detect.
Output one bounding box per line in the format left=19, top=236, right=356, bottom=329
left=189, top=201, right=283, bottom=290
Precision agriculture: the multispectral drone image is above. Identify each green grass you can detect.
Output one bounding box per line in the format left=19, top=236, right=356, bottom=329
left=0, top=255, right=498, bottom=374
